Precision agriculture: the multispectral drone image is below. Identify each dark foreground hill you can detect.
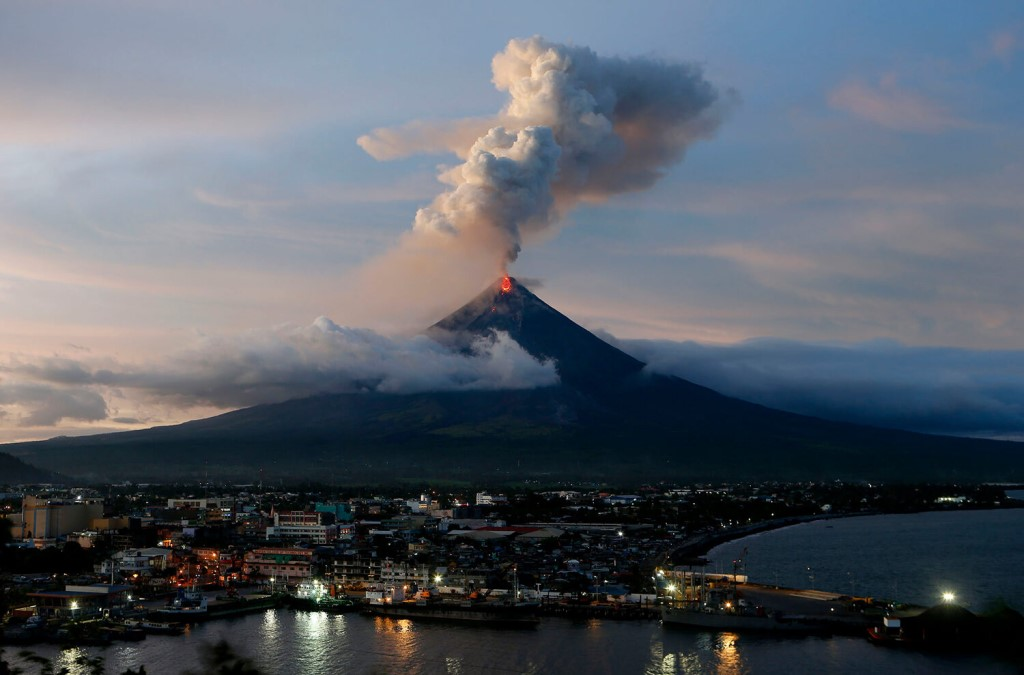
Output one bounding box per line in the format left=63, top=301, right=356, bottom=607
left=3, top=278, right=1022, bottom=484
left=0, top=451, right=60, bottom=485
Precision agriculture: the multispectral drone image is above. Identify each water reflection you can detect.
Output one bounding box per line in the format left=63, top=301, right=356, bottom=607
left=291, top=610, right=332, bottom=674
left=646, top=630, right=746, bottom=675
left=52, top=646, right=88, bottom=675
left=646, top=634, right=703, bottom=674
left=262, top=606, right=280, bottom=640
left=372, top=617, right=418, bottom=667
left=714, top=632, right=743, bottom=675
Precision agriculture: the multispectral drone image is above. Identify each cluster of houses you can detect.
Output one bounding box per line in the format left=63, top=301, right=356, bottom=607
left=2, top=487, right=671, bottom=621
left=3, top=480, right=995, bottom=623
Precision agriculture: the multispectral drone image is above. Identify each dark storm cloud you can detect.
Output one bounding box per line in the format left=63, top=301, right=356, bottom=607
left=0, top=381, right=108, bottom=427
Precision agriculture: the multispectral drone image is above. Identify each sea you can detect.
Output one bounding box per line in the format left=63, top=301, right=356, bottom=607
left=8, top=506, right=1024, bottom=675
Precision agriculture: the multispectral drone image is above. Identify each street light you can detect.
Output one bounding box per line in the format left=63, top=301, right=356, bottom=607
left=942, top=591, right=956, bottom=603
left=70, top=600, right=79, bottom=622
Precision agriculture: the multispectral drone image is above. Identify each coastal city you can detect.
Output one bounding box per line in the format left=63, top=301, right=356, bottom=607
left=3, top=480, right=1022, bottom=672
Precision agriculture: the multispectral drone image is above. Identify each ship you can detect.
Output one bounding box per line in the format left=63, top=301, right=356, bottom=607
left=123, top=619, right=185, bottom=635
left=287, top=580, right=359, bottom=613
left=148, top=586, right=208, bottom=620
left=363, top=585, right=540, bottom=628
left=661, top=603, right=824, bottom=634
left=659, top=567, right=826, bottom=635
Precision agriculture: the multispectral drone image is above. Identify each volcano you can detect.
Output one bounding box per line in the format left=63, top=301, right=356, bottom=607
left=428, top=276, right=644, bottom=389
left=3, top=278, right=1023, bottom=484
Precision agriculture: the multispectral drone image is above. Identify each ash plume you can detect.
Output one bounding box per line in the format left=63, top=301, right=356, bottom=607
left=353, top=37, right=733, bottom=323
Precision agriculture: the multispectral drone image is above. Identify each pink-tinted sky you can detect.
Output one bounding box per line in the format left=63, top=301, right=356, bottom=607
left=2, top=1, right=1024, bottom=443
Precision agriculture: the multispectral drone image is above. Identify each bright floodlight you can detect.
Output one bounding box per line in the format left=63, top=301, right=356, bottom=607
left=942, top=591, right=956, bottom=603
left=666, top=583, right=677, bottom=593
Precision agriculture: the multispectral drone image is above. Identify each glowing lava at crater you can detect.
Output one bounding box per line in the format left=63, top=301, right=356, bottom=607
left=500, top=276, right=513, bottom=293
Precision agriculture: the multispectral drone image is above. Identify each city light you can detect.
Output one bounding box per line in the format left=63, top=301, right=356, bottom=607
left=942, top=591, right=956, bottom=603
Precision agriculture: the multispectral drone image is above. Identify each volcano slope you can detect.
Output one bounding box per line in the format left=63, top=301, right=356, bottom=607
left=4, top=277, right=1022, bottom=484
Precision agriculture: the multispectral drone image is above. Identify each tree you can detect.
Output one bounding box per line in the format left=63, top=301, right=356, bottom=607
left=183, top=640, right=263, bottom=675
left=0, top=649, right=24, bottom=675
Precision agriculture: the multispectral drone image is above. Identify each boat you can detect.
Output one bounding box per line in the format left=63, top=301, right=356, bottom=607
left=865, top=604, right=994, bottom=650
left=287, top=580, right=359, bottom=613
left=363, top=585, right=540, bottom=627
left=149, top=586, right=208, bottom=620
left=661, top=603, right=824, bottom=634
left=99, top=624, right=147, bottom=641
left=659, top=567, right=825, bottom=635
left=207, top=592, right=282, bottom=618
left=364, top=599, right=541, bottom=627
left=866, top=615, right=908, bottom=645
left=124, top=619, right=185, bottom=635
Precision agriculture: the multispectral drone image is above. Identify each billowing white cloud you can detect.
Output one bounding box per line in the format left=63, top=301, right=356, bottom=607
left=352, top=36, right=734, bottom=321
left=0, top=318, right=559, bottom=435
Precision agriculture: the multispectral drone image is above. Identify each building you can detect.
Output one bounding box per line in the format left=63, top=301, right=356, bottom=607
left=28, top=584, right=132, bottom=620
left=475, top=492, right=508, bottom=506
left=315, top=502, right=355, bottom=523
left=266, top=510, right=335, bottom=544
left=244, top=547, right=314, bottom=582
left=16, top=495, right=104, bottom=544
left=101, top=547, right=171, bottom=577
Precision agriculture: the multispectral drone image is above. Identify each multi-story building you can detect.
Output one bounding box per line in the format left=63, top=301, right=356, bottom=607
left=165, top=497, right=236, bottom=524
left=244, top=547, right=313, bottom=582
left=108, top=547, right=171, bottom=575
left=15, top=495, right=104, bottom=545
left=266, top=510, right=335, bottom=544
left=315, top=502, right=355, bottom=523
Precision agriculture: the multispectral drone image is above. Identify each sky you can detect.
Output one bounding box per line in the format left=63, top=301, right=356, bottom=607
left=2, top=0, right=1024, bottom=444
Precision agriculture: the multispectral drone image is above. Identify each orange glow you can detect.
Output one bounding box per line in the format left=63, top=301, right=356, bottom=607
left=500, top=276, right=512, bottom=293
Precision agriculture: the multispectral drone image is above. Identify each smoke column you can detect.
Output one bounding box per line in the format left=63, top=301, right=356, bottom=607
left=352, top=36, right=733, bottom=326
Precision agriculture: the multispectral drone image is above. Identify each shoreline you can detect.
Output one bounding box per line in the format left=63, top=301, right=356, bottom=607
left=666, top=503, right=1024, bottom=564
left=666, top=511, right=875, bottom=563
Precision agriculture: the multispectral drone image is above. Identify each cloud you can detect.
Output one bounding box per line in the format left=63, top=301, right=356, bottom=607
left=352, top=37, right=734, bottom=321
left=615, top=337, right=1024, bottom=439
left=988, top=23, right=1023, bottom=64
left=6, top=315, right=1024, bottom=444
left=0, top=317, right=559, bottom=432
left=828, top=76, right=971, bottom=133
left=0, top=381, right=108, bottom=427
left=358, top=118, right=497, bottom=162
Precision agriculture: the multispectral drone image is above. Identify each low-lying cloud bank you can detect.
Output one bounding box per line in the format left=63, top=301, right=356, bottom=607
left=617, top=337, right=1024, bottom=440
left=0, top=318, right=558, bottom=433
left=5, top=325, right=1023, bottom=444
